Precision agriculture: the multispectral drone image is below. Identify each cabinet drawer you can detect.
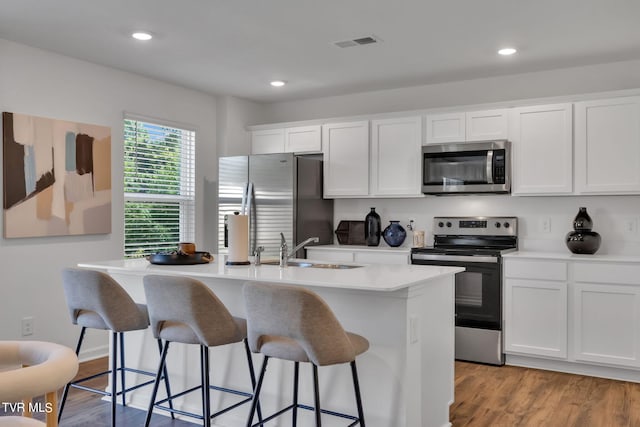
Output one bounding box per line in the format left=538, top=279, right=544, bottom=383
left=573, top=263, right=640, bottom=286
left=504, top=259, right=567, bottom=281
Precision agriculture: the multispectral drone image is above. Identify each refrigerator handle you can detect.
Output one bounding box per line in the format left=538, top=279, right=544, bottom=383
left=247, top=182, right=256, bottom=253
left=240, top=182, right=249, bottom=215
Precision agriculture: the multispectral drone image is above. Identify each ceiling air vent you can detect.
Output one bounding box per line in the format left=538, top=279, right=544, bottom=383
left=334, top=35, right=381, bottom=48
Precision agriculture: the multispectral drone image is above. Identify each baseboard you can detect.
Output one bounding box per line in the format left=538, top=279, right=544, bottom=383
left=78, top=344, right=109, bottom=363
left=506, top=354, right=640, bottom=383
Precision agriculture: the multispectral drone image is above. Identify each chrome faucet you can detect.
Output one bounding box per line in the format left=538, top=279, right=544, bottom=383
left=253, top=246, right=264, bottom=266
left=279, top=233, right=319, bottom=267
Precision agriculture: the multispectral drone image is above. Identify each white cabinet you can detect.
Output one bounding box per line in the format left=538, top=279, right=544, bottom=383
left=571, top=261, right=640, bottom=367
left=252, top=126, right=321, bottom=154
left=251, top=129, right=285, bottom=154
left=285, top=125, right=321, bottom=153
left=370, top=116, right=422, bottom=196
left=425, top=109, right=507, bottom=144
left=425, top=112, right=465, bottom=144
left=504, top=259, right=568, bottom=359
left=509, top=104, right=573, bottom=195
left=306, top=247, right=410, bottom=265
left=466, top=109, right=509, bottom=141
left=322, top=121, right=370, bottom=197
left=572, top=282, right=640, bottom=367
left=575, top=96, right=640, bottom=194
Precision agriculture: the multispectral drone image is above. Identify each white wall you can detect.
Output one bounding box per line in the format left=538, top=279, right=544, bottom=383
left=257, top=59, right=640, bottom=255
left=262, top=59, right=640, bottom=123
left=0, top=39, right=217, bottom=359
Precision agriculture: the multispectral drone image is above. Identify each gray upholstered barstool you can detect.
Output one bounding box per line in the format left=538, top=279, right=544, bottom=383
left=59, top=268, right=173, bottom=427
left=243, top=281, right=368, bottom=427
left=0, top=340, right=78, bottom=427
left=142, top=274, right=261, bottom=427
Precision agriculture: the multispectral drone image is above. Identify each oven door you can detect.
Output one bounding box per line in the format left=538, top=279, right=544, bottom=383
left=411, top=253, right=501, bottom=330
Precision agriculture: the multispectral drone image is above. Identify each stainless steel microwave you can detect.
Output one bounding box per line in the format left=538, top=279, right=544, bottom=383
left=422, top=140, right=511, bottom=195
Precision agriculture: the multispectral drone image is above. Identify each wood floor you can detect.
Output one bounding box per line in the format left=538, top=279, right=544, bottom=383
left=451, top=361, right=640, bottom=427
left=3, top=357, right=640, bottom=426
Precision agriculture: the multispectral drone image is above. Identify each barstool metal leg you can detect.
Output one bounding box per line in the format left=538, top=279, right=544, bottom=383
left=111, top=331, right=118, bottom=427
left=351, top=360, right=365, bottom=427
left=247, top=356, right=269, bottom=427
left=145, top=340, right=170, bottom=427
left=156, top=338, right=175, bottom=419
left=292, top=361, right=300, bottom=426
left=58, top=326, right=86, bottom=422
left=119, top=332, right=126, bottom=406
left=243, top=338, right=263, bottom=424
left=312, top=364, right=321, bottom=427
left=202, top=345, right=212, bottom=427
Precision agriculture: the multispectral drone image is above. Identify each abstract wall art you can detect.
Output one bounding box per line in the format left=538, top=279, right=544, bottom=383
left=2, top=112, right=111, bottom=238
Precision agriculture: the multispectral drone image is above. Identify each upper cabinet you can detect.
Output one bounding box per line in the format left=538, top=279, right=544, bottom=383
left=322, top=121, right=370, bottom=197
left=251, top=128, right=285, bottom=154
left=509, top=103, right=573, bottom=195
left=425, top=112, right=465, bottom=143
left=370, top=116, right=422, bottom=197
left=285, top=125, right=321, bottom=153
left=252, top=125, right=322, bottom=154
left=322, top=117, right=423, bottom=198
left=575, top=96, right=640, bottom=194
left=425, top=109, right=508, bottom=144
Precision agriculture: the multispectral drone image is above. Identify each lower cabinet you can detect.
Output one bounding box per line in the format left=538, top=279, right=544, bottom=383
left=504, top=259, right=568, bottom=359
left=504, top=256, right=640, bottom=373
left=505, top=278, right=567, bottom=358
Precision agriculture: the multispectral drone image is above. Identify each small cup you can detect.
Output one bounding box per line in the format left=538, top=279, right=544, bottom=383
left=178, top=242, right=196, bottom=255
left=413, top=231, right=425, bottom=248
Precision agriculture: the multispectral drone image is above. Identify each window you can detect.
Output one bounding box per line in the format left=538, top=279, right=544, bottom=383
left=123, top=115, right=195, bottom=258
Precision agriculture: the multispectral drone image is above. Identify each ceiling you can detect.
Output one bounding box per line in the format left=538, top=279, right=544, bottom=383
left=1, top=1, right=640, bottom=103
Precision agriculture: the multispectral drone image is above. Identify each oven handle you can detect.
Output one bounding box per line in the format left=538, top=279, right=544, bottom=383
left=412, top=253, right=499, bottom=263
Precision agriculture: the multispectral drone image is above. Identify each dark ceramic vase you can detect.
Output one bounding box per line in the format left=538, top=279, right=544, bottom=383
left=365, top=207, right=381, bottom=246
left=566, top=207, right=601, bottom=254
left=383, top=221, right=407, bottom=247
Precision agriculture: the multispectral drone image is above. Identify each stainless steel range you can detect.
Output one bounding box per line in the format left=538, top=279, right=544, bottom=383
left=410, top=216, right=518, bottom=365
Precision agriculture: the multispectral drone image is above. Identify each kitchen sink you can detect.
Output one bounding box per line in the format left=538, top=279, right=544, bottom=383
left=260, top=260, right=362, bottom=269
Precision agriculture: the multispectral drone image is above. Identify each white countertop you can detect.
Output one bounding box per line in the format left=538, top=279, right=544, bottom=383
left=79, top=256, right=462, bottom=292
left=307, top=244, right=412, bottom=253
left=503, top=251, right=640, bottom=263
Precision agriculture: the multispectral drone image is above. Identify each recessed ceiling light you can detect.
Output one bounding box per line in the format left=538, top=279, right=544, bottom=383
left=498, top=47, right=517, bottom=56
left=270, top=80, right=286, bottom=87
left=132, top=32, right=153, bottom=41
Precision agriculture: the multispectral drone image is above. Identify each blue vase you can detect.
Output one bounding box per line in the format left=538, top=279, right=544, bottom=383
left=382, top=221, right=406, bottom=247
left=365, top=207, right=381, bottom=246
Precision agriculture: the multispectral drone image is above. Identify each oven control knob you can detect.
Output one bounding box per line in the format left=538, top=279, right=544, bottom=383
left=446, top=221, right=452, bottom=228
left=503, top=222, right=510, bottom=228
left=495, top=222, right=501, bottom=228
left=438, top=221, right=444, bottom=228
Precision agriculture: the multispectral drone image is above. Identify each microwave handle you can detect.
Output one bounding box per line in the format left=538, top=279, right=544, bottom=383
left=486, top=150, right=494, bottom=184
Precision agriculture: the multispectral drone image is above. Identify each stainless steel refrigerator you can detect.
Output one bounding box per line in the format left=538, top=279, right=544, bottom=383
left=218, top=153, right=334, bottom=258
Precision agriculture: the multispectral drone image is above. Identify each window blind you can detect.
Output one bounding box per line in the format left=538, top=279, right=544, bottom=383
left=123, top=117, right=195, bottom=258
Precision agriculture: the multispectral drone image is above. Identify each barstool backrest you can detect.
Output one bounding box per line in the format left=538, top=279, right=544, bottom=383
left=243, top=282, right=356, bottom=366
left=62, top=268, right=147, bottom=332
left=143, top=275, right=244, bottom=347
left=0, top=340, right=78, bottom=403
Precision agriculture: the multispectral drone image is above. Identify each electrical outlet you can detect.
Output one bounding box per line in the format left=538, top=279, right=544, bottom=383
left=624, top=218, right=638, bottom=233
left=540, top=217, right=552, bottom=233
left=21, top=317, right=34, bottom=336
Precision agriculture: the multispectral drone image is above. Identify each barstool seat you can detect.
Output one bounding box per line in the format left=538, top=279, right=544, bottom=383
left=243, top=281, right=369, bottom=427
left=143, top=274, right=262, bottom=427
left=59, top=268, right=173, bottom=427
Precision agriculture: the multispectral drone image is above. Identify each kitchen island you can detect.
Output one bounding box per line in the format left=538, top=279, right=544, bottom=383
left=78, top=256, right=463, bottom=427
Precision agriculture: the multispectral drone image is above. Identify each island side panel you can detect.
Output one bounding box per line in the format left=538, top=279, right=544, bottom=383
left=108, top=270, right=455, bottom=427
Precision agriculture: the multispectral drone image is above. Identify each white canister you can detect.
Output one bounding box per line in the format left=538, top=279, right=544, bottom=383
left=413, top=230, right=425, bottom=248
